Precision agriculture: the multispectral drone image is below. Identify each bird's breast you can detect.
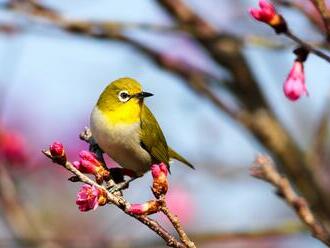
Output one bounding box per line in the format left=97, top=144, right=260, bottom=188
left=90, top=106, right=151, bottom=175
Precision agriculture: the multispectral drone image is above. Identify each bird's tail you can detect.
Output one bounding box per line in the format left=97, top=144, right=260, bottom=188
left=168, top=147, right=195, bottom=169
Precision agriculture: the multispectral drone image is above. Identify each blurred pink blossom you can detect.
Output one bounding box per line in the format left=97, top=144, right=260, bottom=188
left=166, top=185, right=195, bottom=225
left=0, top=126, right=26, bottom=164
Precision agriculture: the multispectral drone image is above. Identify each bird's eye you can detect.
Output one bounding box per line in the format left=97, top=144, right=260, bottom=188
left=118, top=90, right=130, bottom=102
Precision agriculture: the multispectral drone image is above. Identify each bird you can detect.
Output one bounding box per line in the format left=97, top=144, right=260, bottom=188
left=90, top=77, right=194, bottom=179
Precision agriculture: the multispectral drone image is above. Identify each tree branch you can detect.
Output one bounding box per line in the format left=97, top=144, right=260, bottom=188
left=42, top=130, right=191, bottom=248
left=160, top=198, right=195, bottom=248
left=156, top=0, right=330, bottom=224
left=0, top=165, right=37, bottom=241
left=4, top=0, right=241, bottom=125
left=276, top=0, right=324, bottom=33
left=251, top=155, right=330, bottom=246
left=156, top=0, right=269, bottom=110
left=310, top=0, right=330, bottom=41
left=43, top=150, right=186, bottom=248
left=284, top=30, right=330, bottom=63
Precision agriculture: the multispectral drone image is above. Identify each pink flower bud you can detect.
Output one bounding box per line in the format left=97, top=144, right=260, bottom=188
left=79, top=150, right=102, bottom=168
left=151, top=162, right=168, bottom=178
left=151, top=163, right=168, bottom=198
left=127, top=200, right=160, bottom=215
left=159, top=163, right=168, bottom=176
left=75, top=184, right=107, bottom=212
left=73, top=160, right=95, bottom=174
left=283, top=61, right=308, bottom=101
left=74, top=151, right=109, bottom=183
left=249, top=0, right=283, bottom=28
left=151, top=164, right=161, bottom=178
left=49, top=141, right=64, bottom=157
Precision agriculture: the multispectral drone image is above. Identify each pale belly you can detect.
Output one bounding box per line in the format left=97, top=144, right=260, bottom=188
left=90, top=107, right=152, bottom=175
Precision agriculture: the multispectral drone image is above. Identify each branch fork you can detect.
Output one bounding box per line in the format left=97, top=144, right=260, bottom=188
left=251, top=155, right=330, bottom=246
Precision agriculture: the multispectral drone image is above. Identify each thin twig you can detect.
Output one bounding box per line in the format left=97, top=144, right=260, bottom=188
left=309, top=94, right=330, bottom=170
left=4, top=0, right=236, bottom=106
left=276, top=0, right=324, bottom=33
left=244, top=35, right=330, bottom=50
left=285, top=30, right=330, bottom=63
left=251, top=155, right=330, bottom=246
left=157, top=0, right=269, bottom=110
left=160, top=198, right=196, bottom=248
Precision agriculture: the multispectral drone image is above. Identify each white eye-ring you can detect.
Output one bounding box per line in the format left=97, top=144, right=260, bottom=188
left=118, top=90, right=130, bottom=102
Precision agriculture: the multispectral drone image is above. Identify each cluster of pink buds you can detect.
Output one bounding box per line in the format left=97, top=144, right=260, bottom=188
left=73, top=151, right=110, bottom=184
left=47, top=141, right=171, bottom=214
left=0, top=127, right=26, bottom=164
left=127, top=163, right=169, bottom=215
left=76, top=184, right=108, bottom=212
left=48, top=141, right=110, bottom=212
left=249, top=0, right=287, bottom=33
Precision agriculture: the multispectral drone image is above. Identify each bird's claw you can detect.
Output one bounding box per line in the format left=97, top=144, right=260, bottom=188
left=108, top=181, right=130, bottom=193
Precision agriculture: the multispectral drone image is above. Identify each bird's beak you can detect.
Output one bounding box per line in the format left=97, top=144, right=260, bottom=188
left=135, top=91, right=154, bottom=99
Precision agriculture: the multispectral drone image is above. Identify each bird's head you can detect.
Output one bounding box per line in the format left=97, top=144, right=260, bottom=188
left=96, top=78, right=153, bottom=120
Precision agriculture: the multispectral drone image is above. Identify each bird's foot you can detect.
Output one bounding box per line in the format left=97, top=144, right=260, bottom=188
left=108, top=181, right=128, bottom=194
left=108, top=176, right=140, bottom=193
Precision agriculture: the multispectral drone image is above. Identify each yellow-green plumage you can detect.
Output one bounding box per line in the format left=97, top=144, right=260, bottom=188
left=140, top=105, right=169, bottom=164
left=90, top=77, right=194, bottom=176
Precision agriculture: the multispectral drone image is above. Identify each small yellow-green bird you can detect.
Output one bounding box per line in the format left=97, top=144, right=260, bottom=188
left=90, top=77, right=194, bottom=177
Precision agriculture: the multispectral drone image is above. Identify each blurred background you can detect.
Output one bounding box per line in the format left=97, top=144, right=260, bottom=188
left=0, top=0, right=329, bottom=247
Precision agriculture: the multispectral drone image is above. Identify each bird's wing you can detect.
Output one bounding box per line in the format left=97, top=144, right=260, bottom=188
left=140, top=105, right=170, bottom=164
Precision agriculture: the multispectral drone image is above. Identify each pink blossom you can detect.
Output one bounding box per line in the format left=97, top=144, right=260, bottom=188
left=249, top=0, right=278, bottom=24
left=283, top=61, right=308, bottom=101
left=75, top=184, right=105, bottom=212
left=49, top=141, right=64, bottom=157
